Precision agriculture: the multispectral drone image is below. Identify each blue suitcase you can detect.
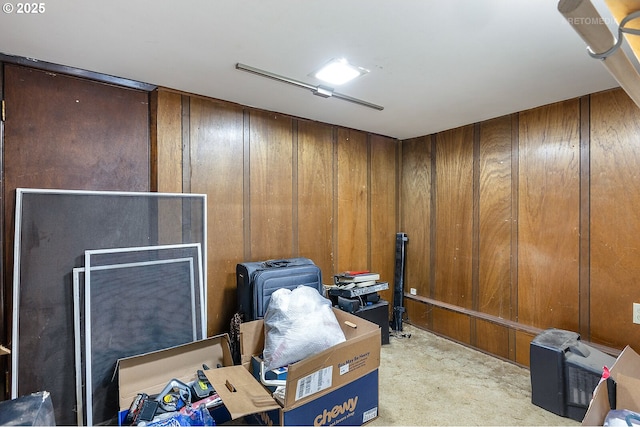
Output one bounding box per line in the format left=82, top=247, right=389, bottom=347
left=236, top=258, right=323, bottom=321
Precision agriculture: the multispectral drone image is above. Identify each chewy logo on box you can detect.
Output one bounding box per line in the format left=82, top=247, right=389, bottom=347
left=313, top=396, right=359, bottom=426
left=277, top=370, right=379, bottom=426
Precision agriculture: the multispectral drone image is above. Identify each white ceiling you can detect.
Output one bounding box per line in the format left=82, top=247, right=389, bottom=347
left=0, top=0, right=623, bottom=139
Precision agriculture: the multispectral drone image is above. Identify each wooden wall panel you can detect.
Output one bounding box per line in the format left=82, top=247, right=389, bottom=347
left=3, top=64, right=150, bottom=419
left=154, top=90, right=185, bottom=244
left=336, top=128, right=368, bottom=272
left=432, top=307, right=471, bottom=345
left=297, top=120, right=334, bottom=281
left=400, top=137, right=431, bottom=296
left=4, top=64, right=150, bottom=193
left=517, top=100, right=580, bottom=330
left=189, top=97, right=244, bottom=333
left=23, top=56, right=640, bottom=369
left=478, top=117, right=513, bottom=318
left=152, top=92, right=401, bottom=336
left=475, top=320, right=510, bottom=360
left=590, top=89, right=640, bottom=348
left=515, top=330, right=536, bottom=367
left=405, top=298, right=430, bottom=329
left=434, top=126, right=474, bottom=308
left=155, top=90, right=183, bottom=194
left=370, top=134, right=397, bottom=305
left=249, top=111, right=294, bottom=260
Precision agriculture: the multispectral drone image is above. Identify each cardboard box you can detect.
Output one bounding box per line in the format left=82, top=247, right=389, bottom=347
left=117, top=334, right=257, bottom=425
left=251, top=355, right=288, bottom=392
left=205, top=307, right=381, bottom=425
left=240, top=307, right=380, bottom=409
left=248, top=369, right=379, bottom=426
left=118, top=334, right=232, bottom=411
left=117, top=308, right=380, bottom=426
left=582, top=346, right=640, bottom=425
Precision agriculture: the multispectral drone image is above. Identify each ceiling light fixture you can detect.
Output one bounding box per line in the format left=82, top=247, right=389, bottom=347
left=235, top=63, right=383, bottom=111
left=313, top=58, right=369, bottom=86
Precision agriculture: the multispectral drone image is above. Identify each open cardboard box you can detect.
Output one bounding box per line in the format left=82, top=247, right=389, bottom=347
left=118, top=308, right=381, bottom=425
left=117, top=334, right=257, bottom=425
left=236, top=307, right=380, bottom=410
left=208, top=307, right=382, bottom=425
left=582, top=345, right=640, bottom=425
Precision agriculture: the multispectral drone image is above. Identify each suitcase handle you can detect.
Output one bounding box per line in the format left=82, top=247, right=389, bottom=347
left=262, top=259, right=291, bottom=268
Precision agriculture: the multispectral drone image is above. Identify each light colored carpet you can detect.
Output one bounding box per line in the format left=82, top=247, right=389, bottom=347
left=372, top=324, right=581, bottom=426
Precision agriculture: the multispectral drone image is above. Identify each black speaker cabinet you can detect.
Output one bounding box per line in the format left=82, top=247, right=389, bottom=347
left=353, top=300, right=390, bottom=345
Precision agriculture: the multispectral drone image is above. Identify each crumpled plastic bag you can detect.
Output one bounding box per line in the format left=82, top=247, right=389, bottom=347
left=138, top=403, right=215, bottom=426
left=263, top=285, right=346, bottom=371
left=604, top=409, right=640, bottom=426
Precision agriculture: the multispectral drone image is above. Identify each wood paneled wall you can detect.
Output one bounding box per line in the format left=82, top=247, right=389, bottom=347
left=519, top=101, right=581, bottom=330
left=401, top=89, right=640, bottom=365
left=5, top=60, right=640, bottom=373
left=1, top=62, right=151, bottom=404
left=152, top=89, right=397, bottom=334
left=10, top=65, right=638, bottom=368
left=590, top=90, right=640, bottom=348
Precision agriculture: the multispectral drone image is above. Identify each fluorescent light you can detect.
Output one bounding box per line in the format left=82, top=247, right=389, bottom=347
left=313, top=58, right=368, bottom=85
left=236, top=63, right=384, bottom=111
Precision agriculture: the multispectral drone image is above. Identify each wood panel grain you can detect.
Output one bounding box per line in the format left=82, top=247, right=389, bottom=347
left=517, top=100, right=580, bottom=330
left=249, top=111, right=294, bottom=260
left=336, top=128, right=368, bottom=272
left=370, top=134, right=397, bottom=305
left=297, top=120, right=334, bottom=281
left=515, top=330, right=537, bottom=367
left=478, top=116, right=513, bottom=318
left=155, top=89, right=183, bottom=194
left=590, top=88, right=640, bottom=348
left=475, top=319, right=510, bottom=360
left=189, top=97, right=244, bottom=334
left=400, top=137, right=431, bottom=296
left=4, top=64, right=150, bottom=194
left=153, top=90, right=184, bottom=245
left=432, top=306, right=471, bottom=345
left=405, top=298, right=430, bottom=329
left=3, top=63, right=150, bottom=425
left=434, top=126, right=474, bottom=308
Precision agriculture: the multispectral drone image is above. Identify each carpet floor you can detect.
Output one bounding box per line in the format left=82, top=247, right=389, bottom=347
left=371, top=323, right=581, bottom=426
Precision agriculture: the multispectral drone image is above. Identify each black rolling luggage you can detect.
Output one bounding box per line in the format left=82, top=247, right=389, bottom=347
left=236, top=257, right=323, bottom=321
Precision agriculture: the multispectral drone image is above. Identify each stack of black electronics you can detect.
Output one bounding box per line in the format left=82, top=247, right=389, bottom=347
left=328, top=271, right=390, bottom=345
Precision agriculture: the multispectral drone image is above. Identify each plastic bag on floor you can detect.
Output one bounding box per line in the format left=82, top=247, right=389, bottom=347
left=138, top=404, right=215, bottom=426
left=263, top=285, right=346, bottom=371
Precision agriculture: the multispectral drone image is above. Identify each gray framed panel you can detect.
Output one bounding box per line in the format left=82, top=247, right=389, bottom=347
left=73, top=258, right=199, bottom=426
left=72, top=245, right=203, bottom=425
left=72, top=268, right=86, bottom=427
left=85, top=244, right=205, bottom=338
left=84, top=245, right=204, bottom=425
left=12, top=189, right=207, bottom=426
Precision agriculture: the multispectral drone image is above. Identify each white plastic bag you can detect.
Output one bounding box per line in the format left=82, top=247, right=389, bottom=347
left=263, top=285, right=346, bottom=371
